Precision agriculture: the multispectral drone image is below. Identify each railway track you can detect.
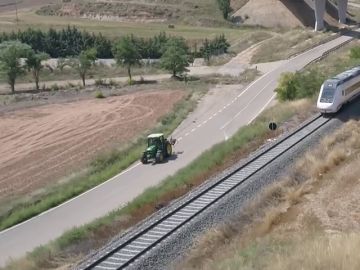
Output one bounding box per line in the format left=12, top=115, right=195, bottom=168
left=81, top=114, right=331, bottom=270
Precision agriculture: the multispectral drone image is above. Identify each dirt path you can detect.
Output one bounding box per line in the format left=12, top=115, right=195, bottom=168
left=0, top=90, right=184, bottom=199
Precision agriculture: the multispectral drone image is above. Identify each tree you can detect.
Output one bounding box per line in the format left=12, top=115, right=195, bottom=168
left=200, top=38, right=212, bottom=63
left=70, top=48, right=97, bottom=87
left=26, top=51, right=49, bottom=91
left=113, top=36, right=141, bottom=82
left=0, top=41, right=32, bottom=93
left=160, top=37, right=190, bottom=78
left=217, top=0, right=232, bottom=19
left=275, top=72, right=299, bottom=101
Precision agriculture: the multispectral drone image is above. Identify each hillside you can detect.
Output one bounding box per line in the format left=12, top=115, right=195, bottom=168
left=232, top=0, right=341, bottom=29
left=36, top=0, right=226, bottom=27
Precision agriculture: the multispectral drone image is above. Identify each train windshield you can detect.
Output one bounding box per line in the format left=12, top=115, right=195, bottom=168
left=320, top=83, right=336, bottom=103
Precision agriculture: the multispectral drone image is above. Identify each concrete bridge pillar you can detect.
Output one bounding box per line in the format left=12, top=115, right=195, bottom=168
left=338, top=0, right=348, bottom=24
left=314, top=0, right=326, bottom=31
left=314, top=0, right=349, bottom=31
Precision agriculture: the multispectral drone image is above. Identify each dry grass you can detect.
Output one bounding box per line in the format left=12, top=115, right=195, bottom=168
left=251, top=29, right=331, bottom=63
left=178, top=120, right=360, bottom=270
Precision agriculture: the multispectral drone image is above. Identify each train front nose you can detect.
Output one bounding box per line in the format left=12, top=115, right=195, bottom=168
left=317, top=101, right=334, bottom=113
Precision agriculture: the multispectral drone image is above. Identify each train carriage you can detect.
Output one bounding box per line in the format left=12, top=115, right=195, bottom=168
left=317, top=66, right=360, bottom=113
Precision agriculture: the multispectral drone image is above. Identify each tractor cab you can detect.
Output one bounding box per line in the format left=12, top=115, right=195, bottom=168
left=147, top=134, right=165, bottom=151
left=141, top=133, right=175, bottom=164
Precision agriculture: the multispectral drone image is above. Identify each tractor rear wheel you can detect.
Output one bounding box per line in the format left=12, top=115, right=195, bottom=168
left=165, top=142, right=172, bottom=157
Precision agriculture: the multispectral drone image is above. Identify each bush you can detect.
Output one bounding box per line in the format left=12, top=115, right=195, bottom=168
left=109, top=79, right=118, bottom=86
left=95, top=78, right=105, bottom=86
left=350, top=46, right=360, bottom=59
left=50, top=83, right=60, bottom=91
left=95, top=91, right=105, bottom=98
left=275, top=69, right=325, bottom=101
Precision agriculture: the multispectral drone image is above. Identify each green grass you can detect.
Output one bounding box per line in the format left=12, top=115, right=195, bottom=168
left=0, top=81, right=207, bottom=231
left=2, top=98, right=304, bottom=270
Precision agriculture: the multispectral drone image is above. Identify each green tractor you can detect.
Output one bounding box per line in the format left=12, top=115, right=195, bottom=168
left=141, top=133, right=175, bottom=164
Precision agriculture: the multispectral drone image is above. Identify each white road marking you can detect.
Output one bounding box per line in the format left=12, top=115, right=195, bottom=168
left=191, top=128, right=196, bottom=133
left=202, top=120, right=208, bottom=124
left=209, top=116, right=213, bottom=120
left=185, top=132, right=190, bottom=136
left=247, top=93, right=277, bottom=125
left=197, top=124, right=202, bottom=128
left=178, top=137, right=183, bottom=141
left=220, top=80, right=274, bottom=130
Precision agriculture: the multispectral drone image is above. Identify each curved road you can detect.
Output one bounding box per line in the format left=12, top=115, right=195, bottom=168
left=0, top=32, right=356, bottom=266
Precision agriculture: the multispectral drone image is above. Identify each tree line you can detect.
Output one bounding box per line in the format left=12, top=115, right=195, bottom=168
left=0, top=27, right=231, bottom=93
left=0, top=35, right=209, bottom=93
left=0, top=27, right=230, bottom=60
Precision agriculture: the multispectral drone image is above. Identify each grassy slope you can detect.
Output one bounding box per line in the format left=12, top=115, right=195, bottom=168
left=179, top=119, right=360, bottom=270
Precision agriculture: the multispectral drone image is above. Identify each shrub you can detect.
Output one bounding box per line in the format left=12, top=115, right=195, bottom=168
left=50, top=83, right=60, bottom=91
left=275, top=69, right=325, bottom=101
left=109, top=79, right=118, bottom=86
left=95, top=91, right=105, bottom=98
left=350, top=46, right=360, bottom=59
left=95, top=78, right=105, bottom=86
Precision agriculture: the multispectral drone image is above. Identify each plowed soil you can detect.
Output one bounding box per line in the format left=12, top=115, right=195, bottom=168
left=0, top=90, right=184, bottom=198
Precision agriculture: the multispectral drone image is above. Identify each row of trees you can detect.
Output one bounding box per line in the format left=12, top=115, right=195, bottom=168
left=200, top=34, right=230, bottom=62
left=0, top=27, right=230, bottom=60
left=0, top=27, right=112, bottom=58
left=0, top=36, right=192, bottom=93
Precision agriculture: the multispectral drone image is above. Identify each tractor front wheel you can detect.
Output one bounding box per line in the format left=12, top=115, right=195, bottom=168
left=155, top=152, right=164, bottom=163
left=141, top=154, right=148, bottom=164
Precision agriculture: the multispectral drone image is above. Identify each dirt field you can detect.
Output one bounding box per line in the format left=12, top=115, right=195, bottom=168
left=0, top=89, right=184, bottom=199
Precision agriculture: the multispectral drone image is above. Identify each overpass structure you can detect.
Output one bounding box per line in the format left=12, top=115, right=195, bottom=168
left=314, top=0, right=349, bottom=30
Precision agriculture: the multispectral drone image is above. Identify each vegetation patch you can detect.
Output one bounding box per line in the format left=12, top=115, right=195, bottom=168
left=251, top=29, right=331, bottom=63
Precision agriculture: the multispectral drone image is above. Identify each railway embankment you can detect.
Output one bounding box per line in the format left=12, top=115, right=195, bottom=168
left=177, top=104, right=360, bottom=270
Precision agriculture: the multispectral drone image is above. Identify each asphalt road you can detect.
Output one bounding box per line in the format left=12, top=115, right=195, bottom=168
left=0, top=32, right=356, bottom=266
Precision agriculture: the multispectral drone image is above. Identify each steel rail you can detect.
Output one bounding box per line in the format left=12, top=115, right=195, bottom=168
left=81, top=114, right=331, bottom=270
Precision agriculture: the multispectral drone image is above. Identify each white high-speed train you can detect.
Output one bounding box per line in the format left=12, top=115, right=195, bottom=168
left=317, top=66, right=360, bottom=113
